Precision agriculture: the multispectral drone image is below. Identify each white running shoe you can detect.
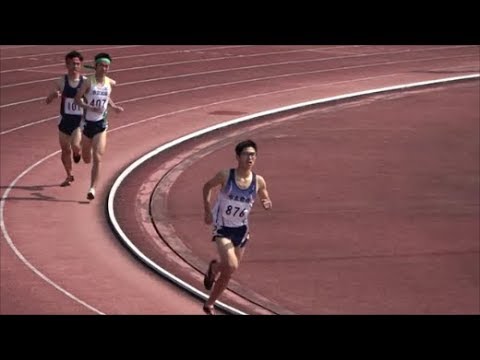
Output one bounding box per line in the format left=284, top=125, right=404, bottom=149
left=87, top=187, right=95, bottom=200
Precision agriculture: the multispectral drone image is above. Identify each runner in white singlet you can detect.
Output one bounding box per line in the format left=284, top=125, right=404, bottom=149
left=201, top=139, right=272, bottom=315
left=75, top=52, right=124, bottom=200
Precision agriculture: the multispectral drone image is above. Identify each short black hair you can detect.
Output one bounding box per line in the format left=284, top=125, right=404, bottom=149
left=65, top=50, right=83, bottom=62
left=235, top=139, right=257, bottom=156
left=94, top=52, right=112, bottom=62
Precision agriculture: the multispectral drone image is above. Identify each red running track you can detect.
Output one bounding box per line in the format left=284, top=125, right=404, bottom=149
left=157, top=81, right=479, bottom=314
left=1, top=45, right=478, bottom=314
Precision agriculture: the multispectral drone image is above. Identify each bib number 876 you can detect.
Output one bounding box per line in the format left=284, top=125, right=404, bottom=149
left=225, top=205, right=246, bottom=217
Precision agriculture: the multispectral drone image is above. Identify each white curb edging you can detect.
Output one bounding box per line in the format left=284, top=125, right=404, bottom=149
left=106, top=73, right=479, bottom=315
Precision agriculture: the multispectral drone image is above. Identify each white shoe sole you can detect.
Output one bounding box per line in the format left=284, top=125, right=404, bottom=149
left=87, top=188, right=95, bottom=200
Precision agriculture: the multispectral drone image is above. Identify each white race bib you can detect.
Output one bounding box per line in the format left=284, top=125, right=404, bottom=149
left=64, top=98, right=83, bottom=115
left=221, top=199, right=250, bottom=226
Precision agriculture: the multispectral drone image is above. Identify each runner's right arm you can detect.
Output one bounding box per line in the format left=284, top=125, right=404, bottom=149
left=45, top=77, right=63, bottom=104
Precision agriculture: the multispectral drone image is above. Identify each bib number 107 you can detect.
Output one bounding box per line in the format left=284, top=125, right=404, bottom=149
left=64, top=98, right=82, bottom=114
left=68, top=102, right=79, bottom=111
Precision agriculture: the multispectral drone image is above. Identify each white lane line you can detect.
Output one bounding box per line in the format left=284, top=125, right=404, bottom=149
left=106, top=74, right=479, bottom=315
left=2, top=74, right=477, bottom=315
left=0, top=45, right=255, bottom=73
left=0, top=51, right=475, bottom=111
left=0, top=46, right=345, bottom=74
left=0, top=45, right=142, bottom=61
left=0, top=152, right=105, bottom=315
left=0, top=72, right=406, bottom=135
left=1, top=45, right=474, bottom=89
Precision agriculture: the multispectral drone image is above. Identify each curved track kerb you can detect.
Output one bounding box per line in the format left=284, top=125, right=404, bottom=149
left=106, top=74, right=479, bottom=315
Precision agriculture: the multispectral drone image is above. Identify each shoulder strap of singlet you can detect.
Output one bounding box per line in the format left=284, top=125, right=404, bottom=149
left=250, top=172, right=257, bottom=192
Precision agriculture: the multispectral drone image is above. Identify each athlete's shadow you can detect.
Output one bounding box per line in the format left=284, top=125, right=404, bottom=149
left=0, top=184, right=91, bottom=204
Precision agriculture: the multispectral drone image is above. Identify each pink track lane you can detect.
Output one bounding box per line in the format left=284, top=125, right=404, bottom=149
left=164, top=81, right=479, bottom=314
left=2, top=45, right=478, bottom=130
left=1, top=45, right=478, bottom=314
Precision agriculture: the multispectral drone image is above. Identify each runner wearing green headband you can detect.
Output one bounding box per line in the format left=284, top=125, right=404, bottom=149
left=96, top=57, right=111, bottom=65
left=75, top=52, right=124, bottom=200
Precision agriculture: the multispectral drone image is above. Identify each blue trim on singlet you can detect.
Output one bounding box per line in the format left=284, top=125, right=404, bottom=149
left=226, top=168, right=257, bottom=199
left=215, top=169, right=257, bottom=227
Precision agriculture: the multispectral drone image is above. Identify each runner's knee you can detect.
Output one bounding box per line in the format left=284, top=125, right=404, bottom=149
left=93, top=152, right=103, bottom=163
left=82, top=151, right=91, bottom=163
left=61, top=145, right=71, bottom=154
left=224, top=259, right=239, bottom=274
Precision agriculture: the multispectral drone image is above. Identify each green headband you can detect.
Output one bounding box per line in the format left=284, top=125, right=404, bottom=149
left=95, top=57, right=111, bottom=65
